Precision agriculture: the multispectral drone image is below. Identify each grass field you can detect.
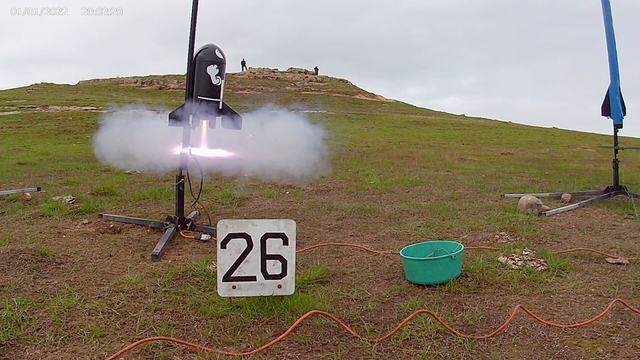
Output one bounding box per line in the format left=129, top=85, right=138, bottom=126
left=2, top=73, right=640, bottom=359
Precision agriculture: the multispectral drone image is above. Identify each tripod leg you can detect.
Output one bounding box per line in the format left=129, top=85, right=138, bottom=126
left=0, top=187, right=41, bottom=196
left=186, top=210, right=199, bottom=221
left=194, top=223, right=217, bottom=236
left=543, top=192, right=615, bottom=216
left=151, top=224, right=178, bottom=260
left=99, top=214, right=166, bottom=229
left=503, top=190, right=604, bottom=198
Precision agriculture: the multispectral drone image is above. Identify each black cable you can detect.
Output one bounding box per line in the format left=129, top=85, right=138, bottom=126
left=185, top=143, right=212, bottom=226
left=188, top=150, right=204, bottom=207
left=186, top=149, right=196, bottom=203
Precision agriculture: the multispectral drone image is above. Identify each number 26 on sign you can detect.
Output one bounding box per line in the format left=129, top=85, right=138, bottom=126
left=217, top=219, right=296, bottom=297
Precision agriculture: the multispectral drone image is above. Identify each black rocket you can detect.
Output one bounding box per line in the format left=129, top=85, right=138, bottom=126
left=169, top=44, right=242, bottom=130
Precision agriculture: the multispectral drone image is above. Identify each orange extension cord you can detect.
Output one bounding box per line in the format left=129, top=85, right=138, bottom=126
left=106, top=299, right=640, bottom=359
left=105, top=243, right=640, bottom=359
left=176, top=235, right=640, bottom=261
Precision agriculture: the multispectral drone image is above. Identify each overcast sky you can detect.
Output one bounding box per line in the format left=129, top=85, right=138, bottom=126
left=2, top=1, right=639, bottom=138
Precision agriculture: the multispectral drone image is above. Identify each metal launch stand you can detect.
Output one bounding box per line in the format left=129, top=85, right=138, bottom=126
left=99, top=171, right=217, bottom=260
left=505, top=1, right=638, bottom=217
left=99, top=0, right=217, bottom=260
left=0, top=187, right=41, bottom=196
left=504, top=125, right=640, bottom=216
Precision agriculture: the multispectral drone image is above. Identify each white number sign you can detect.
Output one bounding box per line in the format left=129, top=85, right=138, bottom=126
left=217, top=219, right=296, bottom=297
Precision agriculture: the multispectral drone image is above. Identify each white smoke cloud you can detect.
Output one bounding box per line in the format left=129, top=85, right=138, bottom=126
left=92, top=105, right=182, bottom=174
left=92, top=104, right=331, bottom=183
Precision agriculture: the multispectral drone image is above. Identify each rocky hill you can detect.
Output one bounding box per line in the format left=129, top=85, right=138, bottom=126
left=76, top=67, right=394, bottom=102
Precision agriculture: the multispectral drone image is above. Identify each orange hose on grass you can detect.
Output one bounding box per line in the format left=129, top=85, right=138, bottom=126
left=464, top=246, right=640, bottom=261
left=550, top=247, right=640, bottom=260
left=179, top=230, right=196, bottom=239
left=105, top=299, right=640, bottom=359
left=464, top=246, right=501, bottom=251
left=104, top=245, right=640, bottom=358
left=296, top=242, right=396, bottom=254
left=169, top=236, right=640, bottom=262
left=296, top=245, right=640, bottom=261
left=296, top=244, right=500, bottom=255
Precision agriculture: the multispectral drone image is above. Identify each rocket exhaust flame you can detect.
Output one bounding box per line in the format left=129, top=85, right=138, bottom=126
left=200, top=120, right=208, bottom=148
left=172, top=145, right=237, bottom=158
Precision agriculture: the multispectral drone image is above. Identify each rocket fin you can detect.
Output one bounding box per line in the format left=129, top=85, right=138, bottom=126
left=220, top=102, right=243, bottom=130
left=601, top=86, right=626, bottom=129
left=170, top=101, right=242, bottom=130
left=169, top=103, right=189, bottom=127
left=601, top=88, right=611, bottom=117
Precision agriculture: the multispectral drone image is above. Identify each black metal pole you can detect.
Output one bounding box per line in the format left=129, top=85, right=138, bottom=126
left=185, top=0, right=199, bottom=102
left=613, top=124, right=620, bottom=188
left=176, top=0, right=199, bottom=219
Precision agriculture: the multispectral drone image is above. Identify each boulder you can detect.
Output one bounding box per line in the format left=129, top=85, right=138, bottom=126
left=518, top=195, right=543, bottom=215
left=561, top=193, right=572, bottom=203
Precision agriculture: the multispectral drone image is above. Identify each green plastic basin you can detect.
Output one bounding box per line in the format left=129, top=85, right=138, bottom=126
left=400, top=241, right=464, bottom=285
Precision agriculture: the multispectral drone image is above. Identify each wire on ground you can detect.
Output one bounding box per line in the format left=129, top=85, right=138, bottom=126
left=297, top=243, right=640, bottom=261
left=105, top=298, right=640, bottom=359
left=171, top=238, right=640, bottom=261
left=104, top=244, right=638, bottom=358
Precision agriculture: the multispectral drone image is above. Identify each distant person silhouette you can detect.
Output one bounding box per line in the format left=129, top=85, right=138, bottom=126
left=314, top=66, right=319, bottom=75
left=241, top=58, right=247, bottom=71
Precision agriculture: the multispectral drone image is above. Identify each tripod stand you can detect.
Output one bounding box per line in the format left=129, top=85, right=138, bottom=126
left=99, top=0, right=218, bottom=260
left=99, top=135, right=217, bottom=259
left=505, top=1, right=639, bottom=217
left=504, top=125, right=640, bottom=216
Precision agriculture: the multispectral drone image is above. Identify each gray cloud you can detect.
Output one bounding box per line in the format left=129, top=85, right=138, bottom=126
left=1, top=1, right=639, bottom=137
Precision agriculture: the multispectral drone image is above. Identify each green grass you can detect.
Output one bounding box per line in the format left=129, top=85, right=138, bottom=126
left=2, top=74, right=640, bottom=359
left=49, top=287, right=83, bottom=328
left=130, top=186, right=175, bottom=201
left=91, top=184, right=118, bottom=196
left=195, top=262, right=331, bottom=321
left=39, top=200, right=69, bottom=217
left=460, top=245, right=572, bottom=293
left=0, top=297, right=33, bottom=346
left=0, top=233, right=11, bottom=247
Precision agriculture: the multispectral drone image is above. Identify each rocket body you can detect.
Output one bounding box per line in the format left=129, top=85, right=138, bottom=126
left=600, top=0, right=626, bottom=129
left=169, top=44, right=242, bottom=130
left=193, top=44, right=226, bottom=104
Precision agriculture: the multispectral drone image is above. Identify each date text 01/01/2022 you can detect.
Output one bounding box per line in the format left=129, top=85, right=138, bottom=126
left=9, top=8, right=123, bottom=16
left=10, top=8, right=68, bottom=16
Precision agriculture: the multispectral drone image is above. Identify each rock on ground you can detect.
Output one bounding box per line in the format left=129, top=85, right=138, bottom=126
left=518, top=195, right=543, bottom=215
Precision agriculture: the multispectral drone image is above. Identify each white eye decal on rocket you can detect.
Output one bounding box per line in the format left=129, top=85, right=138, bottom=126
left=215, top=48, right=224, bottom=60
left=206, top=64, right=222, bottom=85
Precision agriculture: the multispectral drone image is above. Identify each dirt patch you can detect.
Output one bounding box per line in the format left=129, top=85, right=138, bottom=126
left=1, top=105, right=101, bottom=114
left=573, top=145, right=598, bottom=152
left=78, top=76, right=185, bottom=90
left=3, top=182, right=640, bottom=360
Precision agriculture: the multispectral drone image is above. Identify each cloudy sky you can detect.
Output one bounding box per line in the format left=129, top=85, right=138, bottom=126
left=2, top=1, right=639, bottom=138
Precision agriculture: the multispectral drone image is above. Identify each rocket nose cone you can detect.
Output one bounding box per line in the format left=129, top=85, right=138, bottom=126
left=194, top=44, right=226, bottom=64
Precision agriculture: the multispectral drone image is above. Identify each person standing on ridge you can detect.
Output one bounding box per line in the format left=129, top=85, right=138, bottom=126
left=241, top=58, right=247, bottom=71
left=314, top=66, right=319, bottom=75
